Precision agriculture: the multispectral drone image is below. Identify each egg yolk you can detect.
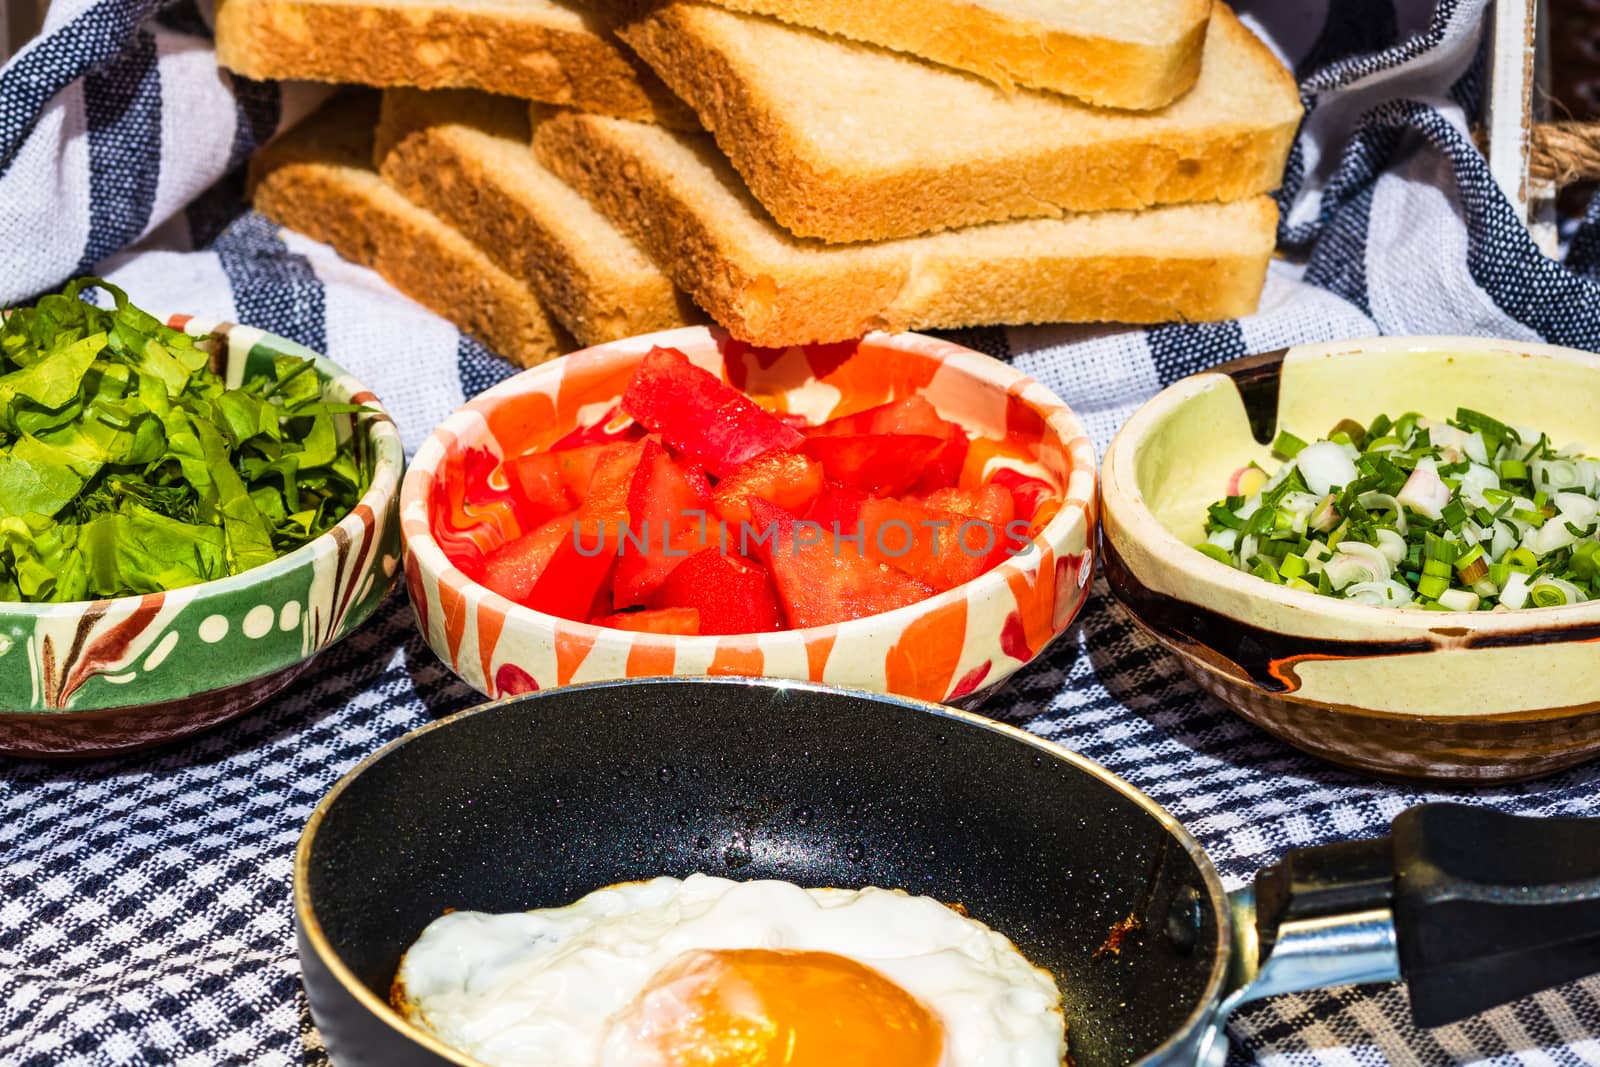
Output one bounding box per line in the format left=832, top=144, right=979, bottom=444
left=603, top=948, right=944, bottom=1067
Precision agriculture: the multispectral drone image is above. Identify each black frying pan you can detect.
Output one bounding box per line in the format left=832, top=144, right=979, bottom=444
left=296, top=678, right=1600, bottom=1067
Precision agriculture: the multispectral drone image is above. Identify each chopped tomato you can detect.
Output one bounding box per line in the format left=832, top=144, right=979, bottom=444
left=802, top=433, right=945, bottom=497
left=747, top=498, right=933, bottom=629
left=621, top=347, right=804, bottom=476
left=858, top=496, right=1007, bottom=591
left=910, top=484, right=1015, bottom=527
left=521, top=446, right=641, bottom=618
left=480, top=514, right=576, bottom=603
left=808, top=395, right=969, bottom=492
left=913, top=483, right=1028, bottom=559
left=614, top=438, right=714, bottom=608
left=651, top=548, right=783, bottom=635
left=711, top=450, right=824, bottom=527
left=989, top=468, right=1056, bottom=524
left=503, top=452, right=577, bottom=527
left=803, top=483, right=869, bottom=535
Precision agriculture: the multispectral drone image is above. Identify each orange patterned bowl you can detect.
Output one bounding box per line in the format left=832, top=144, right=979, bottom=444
left=400, top=327, right=1096, bottom=704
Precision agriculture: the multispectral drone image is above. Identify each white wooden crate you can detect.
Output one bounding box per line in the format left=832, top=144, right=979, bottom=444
left=1487, top=0, right=1557, bottom=252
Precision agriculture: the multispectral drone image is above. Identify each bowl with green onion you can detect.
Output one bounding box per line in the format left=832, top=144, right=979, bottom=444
left=0, top=280, right=403, bottom=758
left=1101, top=336, right=1600, bottom=782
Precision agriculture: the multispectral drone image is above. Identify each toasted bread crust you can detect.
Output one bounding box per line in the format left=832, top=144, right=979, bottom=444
left=215, top=0, right=697, bottom=127
left=697, top=0, right=1209, bottom=107
left=534, top=113, right=1277, bottom=347
left=249, top=99, right=566, bottom=367
left=374, top=91, right=698, bottom=346
left=613, top=2, right=1300, bottom=243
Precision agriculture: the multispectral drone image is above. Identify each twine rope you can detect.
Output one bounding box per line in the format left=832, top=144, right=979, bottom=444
left=1530, top=121, right=1600, bottom=184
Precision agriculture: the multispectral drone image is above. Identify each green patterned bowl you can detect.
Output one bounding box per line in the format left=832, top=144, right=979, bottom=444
left=0, top=316, right=404, bottom=759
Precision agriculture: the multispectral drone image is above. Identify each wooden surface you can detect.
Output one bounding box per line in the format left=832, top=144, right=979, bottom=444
left=2, top=0, right=47, bottom=64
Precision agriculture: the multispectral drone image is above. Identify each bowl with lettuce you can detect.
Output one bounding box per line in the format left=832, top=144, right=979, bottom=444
left=1101, top=336, right=1600, bottom=783
left=0, top=280, right=403, bottom=757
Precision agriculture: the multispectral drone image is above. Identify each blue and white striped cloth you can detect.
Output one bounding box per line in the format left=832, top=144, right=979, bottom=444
left=3, top=1, right=1600, bottom=1063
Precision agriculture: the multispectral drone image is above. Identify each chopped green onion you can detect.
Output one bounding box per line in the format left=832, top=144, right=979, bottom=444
left=1423, top=532, right=1458, bottom=564
left=1199, top=408, right=1599, bottom=611
left=1208, top=504, right=1245, bottom=530
left=1530, top=584, right=1568, bottom=608
left=1271, top=430, right=1308, bottom=459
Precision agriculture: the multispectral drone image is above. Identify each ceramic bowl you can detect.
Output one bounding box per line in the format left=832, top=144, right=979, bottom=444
left=0, top=317, right=404, bottom=758
left=1102, top=336, right=1600, bottom=782
left=401, top=326, right=1096, bottom=704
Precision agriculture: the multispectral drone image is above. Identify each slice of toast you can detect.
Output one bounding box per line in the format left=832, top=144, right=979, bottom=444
left=373, top=89, right=700, bottom=347
left=610, top=1, right=1301, bottom=242
left=215, top=0, right=696, bottom=128
left=533, top=110, right=1278, bottom=347
left=249, top=94, right=567, bottom=367
left=685, top=0, right=1210, bottom=107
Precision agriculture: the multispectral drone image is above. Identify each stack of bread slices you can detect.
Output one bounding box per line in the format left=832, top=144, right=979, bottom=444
left=228, top=0, right=1302, bottom=366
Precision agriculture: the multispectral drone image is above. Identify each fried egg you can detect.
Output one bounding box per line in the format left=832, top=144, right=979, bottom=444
left=393, top=873, right=1067, bottom=1067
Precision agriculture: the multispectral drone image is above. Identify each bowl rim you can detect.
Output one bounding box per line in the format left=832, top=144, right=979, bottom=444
left=292, top=674, right=1234, bottom=1067
left=399, top=326, right=1098, bottom=651
left=1103, top=334, right=1600, bottom=637
left=0, top=315, right=406, bottom=621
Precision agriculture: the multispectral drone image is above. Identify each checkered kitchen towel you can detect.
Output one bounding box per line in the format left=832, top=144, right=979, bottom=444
left=3, top=0, right=1600, bottom=1064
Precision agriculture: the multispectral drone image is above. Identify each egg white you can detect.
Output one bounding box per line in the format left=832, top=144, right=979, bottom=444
left=394, top=873, right=1066, bottom=1067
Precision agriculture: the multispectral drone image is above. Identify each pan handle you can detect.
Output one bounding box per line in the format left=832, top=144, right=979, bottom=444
left=1249, top=803, right=1600, bottom=1029
left=1390, top=803, right=1600, bottom=1027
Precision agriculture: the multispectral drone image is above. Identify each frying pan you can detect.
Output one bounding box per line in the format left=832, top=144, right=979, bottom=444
left=296, top=678, right=1600, bottom=1067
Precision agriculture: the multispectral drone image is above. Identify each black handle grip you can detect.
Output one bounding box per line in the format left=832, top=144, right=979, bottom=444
left=1393, top=803, right=1600, bottom=1028
left=1254, top=836, right=1394, bottom=960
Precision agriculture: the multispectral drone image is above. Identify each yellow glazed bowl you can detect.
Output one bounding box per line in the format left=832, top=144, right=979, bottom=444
left=1101, top=336, right=1600, bottom=783
left=401, top=327, right=1097, bottom=705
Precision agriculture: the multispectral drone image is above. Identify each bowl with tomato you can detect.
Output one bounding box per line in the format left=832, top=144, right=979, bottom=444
left=400, top=327, right=1095, bottom=704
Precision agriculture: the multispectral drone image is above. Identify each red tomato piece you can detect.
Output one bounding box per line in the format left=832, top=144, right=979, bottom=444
left=522, top=446, right=641, bottom=620
left=614, top=439, right=715, bottom=608
left=620, top=347, right=804, bottom=477
left=807, top=395, right=970, bottom=493
left=593, top=606, right=702, bottom=635
left=989, top=468, right=1056, bottom=524
left=910, top=484, right=1016, bottom=527
left=801, top=433, right=945, bottom=497
left=543, top=442, right=633, bottom=505
left=913, top=484, right=1028, bottom=559
left=582, top=442, right=645, bottom=524
left=521, top=527, right=616, bottom=620
left=806, top=395, right=948, bottom=438
left=803, top=483, right=870, bottom=534
left=711, top=450, right=824, bottom=527
left=911, top=428, right=971, bottom=492
left=746, top=498, right=933, bottom=629
left=858, top=496, right=1006, bottom=591
left=548, top=404, right=643, bottom=449
left=651, top=548, right=783, bottom=635
left=503, top=452, right=578, bottom=527
left=479, top=514, right=575, bottom=603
